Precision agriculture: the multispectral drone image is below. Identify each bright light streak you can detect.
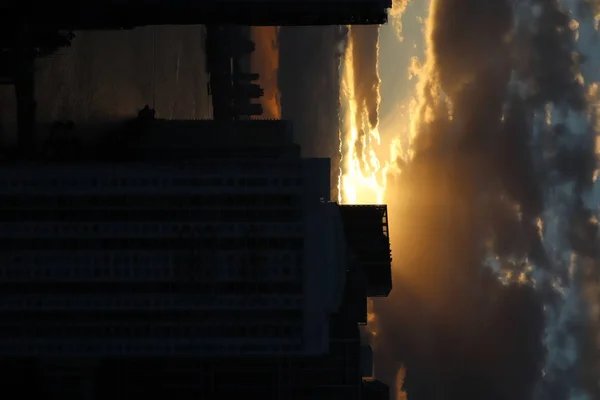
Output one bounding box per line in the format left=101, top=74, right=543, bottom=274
left=338, top=30, right=387, bottom=206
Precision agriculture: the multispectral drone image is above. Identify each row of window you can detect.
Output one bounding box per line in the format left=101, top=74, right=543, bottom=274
left=0, top=263, right=301, bottom=280
left=0, top=194, right=302, bottom=208
left=1, top=176, right=304, bottom=189
left=0, top=222, right=304, bottom=237
left=0, top=251, right=303, bottom=267
left=0, top=295, right=303, bottom=309
left=0, top=323, right=303, bottom=338
left=3, top=253, right=168, bottom=265
left=0, top=237, right=305, bottom=251
left=0, top=208, right=304, bottom=222
left=0, top=342, right=303, bottom=355
left=3, top=306, right=302, bottom=317
left=0, top=281, right=304, bottom=295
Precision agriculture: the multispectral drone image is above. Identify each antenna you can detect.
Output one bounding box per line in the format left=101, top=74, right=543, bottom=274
left=152, top=27, right=156, bottom=109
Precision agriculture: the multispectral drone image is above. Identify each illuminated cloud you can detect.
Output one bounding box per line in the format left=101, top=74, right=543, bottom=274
left=363, top=1, right=600, bottom=399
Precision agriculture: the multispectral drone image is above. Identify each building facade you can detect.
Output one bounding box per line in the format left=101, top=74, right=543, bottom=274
left=3, top=0, right=392, bottom=29
left=0, top=118, right=393, bottom=399
left=0, top=119, right=349, bottom=358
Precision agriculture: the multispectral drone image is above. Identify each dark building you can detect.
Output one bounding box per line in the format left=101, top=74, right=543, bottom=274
left=0, top=118, right=393, bottom=399
left=2, top=0, right=392, bottom=28
left=0, top=5, right=394, bottom=394
left=94, top=283, right=366, bottom=400
left=83, top=245, right=371, bottom=400
left=362, top=378, right=392, bottom=400
left=339, top=205, right=392, bottom=297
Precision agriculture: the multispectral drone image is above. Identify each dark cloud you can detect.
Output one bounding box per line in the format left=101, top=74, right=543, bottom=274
left=569, top=198, right=599, bottom=259
left=579, top=255, right=600, bottom=400
left=515, top=0, right=587, bottom=112
left=576, top=0, right=600, bottom=20
left=520, top=3, right=599, bottom=399
left=371, top=1, right=598, bottom=399
left=497, top=96, right=543, bottom=217
left=548, top=118, right=598, bottom=193
left=554, top=140, right=597, bottom=190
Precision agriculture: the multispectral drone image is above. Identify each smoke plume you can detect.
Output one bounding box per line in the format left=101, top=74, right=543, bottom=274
left=370, top=0, right=600, bottom=399
left=348, top=25, right=381, bottom=131
left=250, top=26, right=281, bottom=119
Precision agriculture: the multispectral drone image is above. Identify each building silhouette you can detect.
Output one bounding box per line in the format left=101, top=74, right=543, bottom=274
left=0, top=5, right=395, bottom=395
left=2, top=0, right=392, bottom=28
left=0, top=118, right=392, bottom=398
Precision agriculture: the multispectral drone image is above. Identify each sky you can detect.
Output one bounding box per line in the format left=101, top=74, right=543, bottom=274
left=346, top=1, right=600, bottom=400
left=379, top=1, right=426, bottom=125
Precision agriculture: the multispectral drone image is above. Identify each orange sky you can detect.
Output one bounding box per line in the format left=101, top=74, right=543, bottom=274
left=250, top=27, right=281, bottom=119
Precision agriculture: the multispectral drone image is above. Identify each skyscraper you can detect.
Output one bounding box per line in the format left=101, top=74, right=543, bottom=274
left=0, top=117, right=392, bottom=398
left=0, top=118, right=355, bottom=357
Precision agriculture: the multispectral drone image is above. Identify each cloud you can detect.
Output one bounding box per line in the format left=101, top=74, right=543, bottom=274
left=371, top=1, right=599, bottom=399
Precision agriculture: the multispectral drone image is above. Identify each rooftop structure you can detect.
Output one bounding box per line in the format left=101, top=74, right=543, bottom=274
left=339, top=204, right=392, bottom=297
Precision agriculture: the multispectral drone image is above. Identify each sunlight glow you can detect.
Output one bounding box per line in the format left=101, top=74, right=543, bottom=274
left=338, top=32, right=387, bottom=206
